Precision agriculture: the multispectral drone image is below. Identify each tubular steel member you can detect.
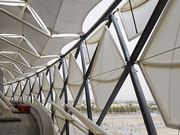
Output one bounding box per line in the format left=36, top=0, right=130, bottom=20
left=19, top=78, right=29, bottom=102
left=130, top=0, right=169, bottom=64
left=37, top=73, right=43, bottom=103
left=111, top=14, right=157, bottom=135
left=80, top=45, right=93, bottom=120
left=43, top=68, right=55, bottom=121
left=80, top=44, right=93, bottom=135
left=44, top=69, right=54, bottom=106
left=29, top=74, right=38, bottom=103
left=12, top=81, right=20, bottom=101
left=59, top=48, right=80, bottom=100
left=60, top=40, right=99, bottom=135
left=28, top=78, right=32, bottom=102
left=61, top=57, right=69, bottom=135
left=96, top=68, right=129, bottom=126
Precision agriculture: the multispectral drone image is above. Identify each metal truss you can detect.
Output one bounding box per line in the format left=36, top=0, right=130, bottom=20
left=4, top=0, right=169, bottom=135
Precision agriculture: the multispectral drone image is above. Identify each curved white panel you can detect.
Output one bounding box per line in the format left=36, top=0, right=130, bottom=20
left=67, top=53, right=84, bottom=105
left=31, top=77, right=39, bottom=96
left=118, top=0, right=158, bottom=40
left=53, top=65, right=64, bottom=96
left=42, top=73, right=50, bottom=99
left=140, top=0, right=180, bottom=129
left=90, top=27, right=125, bottom=110
left=14, top=82, right=21, bottom=101
left=6, top=85, right=13, bottom=99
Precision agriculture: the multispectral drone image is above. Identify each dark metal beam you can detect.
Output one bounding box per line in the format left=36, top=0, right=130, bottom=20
left=80, top=44, right=93, bottom=135
left=29, top=75, right=38, bottom=103
left=12, top=81, right=20, bottom=100
left=130, top=0, right=169, bottom=63
left=61, top=57, right=69, bottom=135
left=96, top=68, right=129, bottom=125
left=111, top=14, right=157, bottom=135
left=43, top=68, right=55, bottom=121
left=37, top=74, right=43, bottom=103
left=80, top=45, right=93, bottom=119
left=27, top=78, right=32, bottom=102
left=5, top=84, right=11, bottom=96
left=60, top=38, right=99, bottom=135
left=129, top=0, right=138, bottom=34
left=19, top=78, right=29, bottom=102
left=18, top=81, right=23, bottom=101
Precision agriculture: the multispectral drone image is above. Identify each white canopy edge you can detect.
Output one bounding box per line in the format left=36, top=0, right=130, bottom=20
left=34, top=97, right=49, bottom=113
left=41, top=72, right=50, bottom=99
left=86, top=21, right=107, bottom=44
left=0, top=98, right=13, bottom=116
left=90, top=27, right=125, bottom=110
left=22, top=79, right=30, bottom=96
left=53, top=65, right=64, bottom=96
left=5, top=85, right=13, bottom=98
left=51, top=102, right=88, bottom=135
left=66, top=104, right=115, bottom=135
left=14, top=82, right=21, bottom=98
left=67, top=53, right=83, bottom=105
left=118, top=0, right=158, bottom=40
left=31, top=77, right=39, bottom=95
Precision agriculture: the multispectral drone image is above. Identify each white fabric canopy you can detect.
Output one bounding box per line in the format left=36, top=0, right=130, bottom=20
left=67, top=53, right=84, bottom=105
left=31, top=76, right=39, bottom=96
left=5, top=85, right=13, bottom=99
left=90, top=27, right=125, bottom=110
left=13, top=82, right=21, bottom=101
left=139, top=0, right=180, bottom=129
left=22, top=79, right=30, bottom=101
left=118, top=0, right=158, bottom=40
left=53, top=65, right=64, bottom=96
left=86, top=21, right=107, bottom=44
left=41, top=72, right=50, bottom=99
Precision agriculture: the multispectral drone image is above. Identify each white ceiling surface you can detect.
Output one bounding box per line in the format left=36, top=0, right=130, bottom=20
left=139, top=0, right=180, bottom=129
left=0, top=0, right=101, bottom=83
left=118, top=0, right=158, bottom=40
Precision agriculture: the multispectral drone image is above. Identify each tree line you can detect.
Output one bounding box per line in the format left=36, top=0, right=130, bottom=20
left=76, top=103, right=158, bottom=113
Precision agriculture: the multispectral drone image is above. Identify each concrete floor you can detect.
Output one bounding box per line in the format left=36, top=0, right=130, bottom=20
left=0, top=113, right=40, bottom=135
